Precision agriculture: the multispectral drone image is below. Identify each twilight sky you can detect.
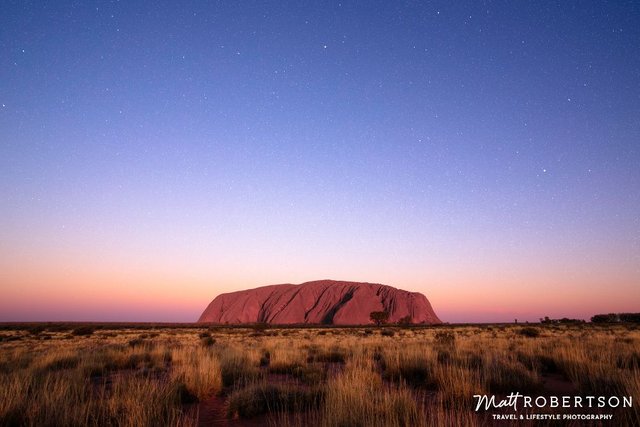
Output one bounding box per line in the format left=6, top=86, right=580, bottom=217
left=1, top=1, right=639, bottom=323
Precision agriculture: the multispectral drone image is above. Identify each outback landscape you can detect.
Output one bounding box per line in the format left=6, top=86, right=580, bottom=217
left=2, top=1, right=640, bottom=426
left=1, top=321, right=639, bottom=426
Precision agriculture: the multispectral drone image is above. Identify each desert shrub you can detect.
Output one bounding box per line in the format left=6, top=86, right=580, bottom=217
left=259, top=350, right=271, bottom=367
left=228, top=383, right=324, bottom=419
left=620, top=313, right=640, bottom=323
left=27, top=325, right=46, bottom=335
left=71, top=326, right=95, bottom=336
left=171, top=347, right=222, bottom=400
left=269, top=362, right=325, bottom=385
left=591, top=313, right=620, bottom=323
left=173, top=382, right=198, bottom=404
left=269, top=361, right=304, bottom=375
left=307, top=347, right=347, bottom=364
left=380, top=329, right=395, bottom=337
left=295, top=364, right=325, bottom=384
left=518, top=327, right=540, bottom=338
left=383, top=355, right=437, bottom=389
left=434, top=331, right=456, bottom=347
left=323, top=365, right=424, bottom=426
left=198, top=331, right=210, bottom=339
left=200, top=336, right=215, bottom=347
left=484, top=359, right=541, bottom=393
left=220, top=353, right=261, bottom=388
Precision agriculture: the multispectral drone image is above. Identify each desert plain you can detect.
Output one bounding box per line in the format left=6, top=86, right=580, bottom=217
left=0, top=322, right=639, bottom=426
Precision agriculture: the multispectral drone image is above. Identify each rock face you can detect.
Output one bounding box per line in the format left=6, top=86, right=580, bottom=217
left=198, top=280, right=441, bottom=325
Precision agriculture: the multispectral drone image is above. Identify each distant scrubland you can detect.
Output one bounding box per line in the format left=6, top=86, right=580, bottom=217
left=0, top=322, right=638, bottom=426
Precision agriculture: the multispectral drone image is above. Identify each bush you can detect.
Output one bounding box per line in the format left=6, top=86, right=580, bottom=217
left=383, top=359, right=437, bottom=389
left=434, top=331, right=456, bottom=346
left=71, top=326, right=95, bottom=336
left=619, top=313, right=640, bottom=323
left=381, top=329, right=395, bottom=337
left=174, top=382, right=198, bottom=404
left=259, top=351, right=271, bottom=367
left=27, top=325, right=46, bottom=335
left=227, top=384, right=324, bottom=419
left=307, top=347, right=346, bottom=364
left=591, top=313, right=620, bottom=323
left=220, top=355, right=261, bottom=388
left=518, top=327, right=540, bottom=338
left=200, top=336, right=216, bottom=347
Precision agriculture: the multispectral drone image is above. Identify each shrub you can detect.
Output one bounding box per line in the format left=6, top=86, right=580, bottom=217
left=200, top=336, right=215, bottom=347
left=591, top=313, right=620, bottom=323
left=174, top=382, right=198, bottom=404
left=519, top=327, right=540, bottom=338
left=307, top=347, right=346, bottom=364
left=381, top=329, right=395, bottom=337
left=383, top=357, right=437, bottom=389
left=484, top=359, right=541, bottom=393
left=259, top=351, right=270, bottom=367
left=227, top=384, right=324, bottom=419
left=434, top=331, right=456, bottom=346
left=71, top=326, right=95, bottom=336
left=27, top=325, right=46, bottom=335
left=370, top=311, right=390, bottom=326
left=619, top=313, right=640, bottom=323
left=220, top=354, right=261, bottom=388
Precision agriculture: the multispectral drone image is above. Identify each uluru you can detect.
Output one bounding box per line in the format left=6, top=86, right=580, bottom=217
left=198, top=279, right=441, bottom=325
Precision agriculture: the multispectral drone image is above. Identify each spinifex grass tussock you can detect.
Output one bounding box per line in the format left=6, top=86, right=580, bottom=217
left=219, top=347, right=263, bottom=388
left=228, top=382, right=324, bottom=419
left=171, top=346, right=222, bottom=400
left=321, top=360, right=424, bottom=427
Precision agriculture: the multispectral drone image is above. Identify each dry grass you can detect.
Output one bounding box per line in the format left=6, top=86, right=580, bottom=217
left=0, top=324, right=638, bottom=426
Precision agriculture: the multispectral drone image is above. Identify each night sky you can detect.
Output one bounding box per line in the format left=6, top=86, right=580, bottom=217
left=1, top=1, right=639, bottom=322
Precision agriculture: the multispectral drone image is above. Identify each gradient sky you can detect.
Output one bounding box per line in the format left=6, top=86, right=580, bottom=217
left=1, top=1, right=639, bottom=323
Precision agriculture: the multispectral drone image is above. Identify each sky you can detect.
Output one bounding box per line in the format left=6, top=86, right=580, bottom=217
left=1, top=1, right=639, bottom=323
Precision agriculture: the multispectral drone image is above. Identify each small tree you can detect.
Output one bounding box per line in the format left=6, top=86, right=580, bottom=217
left=370, top=311, right=389, bottom=326
left=398, top=315, right=413, bottom=326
